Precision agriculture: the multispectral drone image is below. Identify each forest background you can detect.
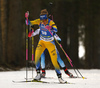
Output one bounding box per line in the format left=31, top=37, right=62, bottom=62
left=0, top=0, right=100, bottom=70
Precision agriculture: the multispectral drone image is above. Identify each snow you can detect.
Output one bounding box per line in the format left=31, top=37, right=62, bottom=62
left=0, top=69, right=100, bottom=88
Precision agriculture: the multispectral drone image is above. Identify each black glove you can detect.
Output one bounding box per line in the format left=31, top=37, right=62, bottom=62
left=57, top=40, right=61, bottom=43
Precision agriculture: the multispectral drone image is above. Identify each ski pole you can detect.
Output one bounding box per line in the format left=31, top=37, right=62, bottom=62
left=31, top=27, right=34, bottom=79
left=44, top=26, right=73, bottom=67
left=45, top=26, right=86, bottom=79
left=29, top=24, right=34, bottom=79
left=55, top=37, right=86, bottom=79
left=54, top=36, right=73, bottom=67
left=76, top=68, right=87, bottom=79
left=55, top=38, right=85, bottom=78
left=25, top=11, right=29, bottom=81
left=74, top=69, right=79, bottom=77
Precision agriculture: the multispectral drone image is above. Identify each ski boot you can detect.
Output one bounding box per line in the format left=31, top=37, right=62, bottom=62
left=57, top=74, right=67, bottom=83
left=41, top=69, right=46, bottom=78
left=63, top=67, right=74, bottom=78
left=34, top=70, right=41, bottom=81
left=67, top=71, right=74, bottom=78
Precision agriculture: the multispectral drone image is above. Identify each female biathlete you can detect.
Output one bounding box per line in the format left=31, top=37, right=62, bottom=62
left=25, top=9, right=67, bottom=83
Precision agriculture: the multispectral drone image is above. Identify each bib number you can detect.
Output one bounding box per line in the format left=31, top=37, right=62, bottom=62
left=41, top=31, right=47, bottom=35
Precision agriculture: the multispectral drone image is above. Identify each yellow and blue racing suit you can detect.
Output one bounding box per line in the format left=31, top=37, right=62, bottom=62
left=30, top=18, right=61, bottom=75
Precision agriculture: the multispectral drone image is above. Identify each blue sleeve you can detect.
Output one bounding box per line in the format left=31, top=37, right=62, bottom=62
left=52, top=27, right=57, bottom=32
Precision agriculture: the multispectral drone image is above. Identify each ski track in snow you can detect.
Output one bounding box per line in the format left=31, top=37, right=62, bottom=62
left=0, top=69, right=100, bottom=88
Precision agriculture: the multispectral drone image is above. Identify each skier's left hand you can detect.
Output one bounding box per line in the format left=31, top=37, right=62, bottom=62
left=45, top=25, right=52, bottom=31
left=57, top=40, right=61, bottom=43
left=28, top=30, right=34, bottom=37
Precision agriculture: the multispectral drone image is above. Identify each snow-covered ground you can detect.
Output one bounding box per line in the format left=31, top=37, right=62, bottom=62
left=0, top=69, right=100, bottom=88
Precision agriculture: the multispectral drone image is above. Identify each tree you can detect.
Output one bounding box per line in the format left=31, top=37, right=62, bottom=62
left=7, top=0, right=24, bottom=67
left=0, top=0, right=8, bottom=64
left=0, top=0, right=2, bottom=64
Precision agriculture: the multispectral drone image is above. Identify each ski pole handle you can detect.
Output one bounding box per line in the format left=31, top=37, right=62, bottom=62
left=25, top=11, right=29, bottom=18
left=25, top=11, right=29, bottom=25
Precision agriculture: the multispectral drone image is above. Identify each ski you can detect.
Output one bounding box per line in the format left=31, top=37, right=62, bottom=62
left=12, top=79, right=74, bottom=84
left=69, top=76, right=80, bottom=78
left=25, top=77, right=54, bottom=80
left=69, top=76, right=87, bottom=79
left=12, top=80, right=48, bottom=83
left=41, top=77, right=54, bottom=79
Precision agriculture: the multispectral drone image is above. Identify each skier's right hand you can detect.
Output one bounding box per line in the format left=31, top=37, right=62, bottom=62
left=25, top=11, right=30, bottom=25
left=25, top=11, right=29, bottom=19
